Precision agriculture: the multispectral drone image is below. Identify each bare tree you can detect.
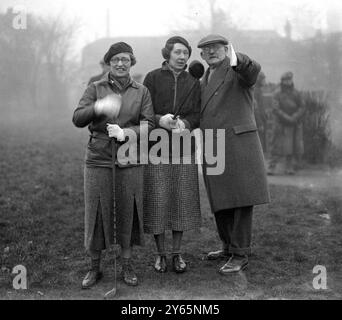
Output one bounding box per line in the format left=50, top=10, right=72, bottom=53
left=0, top=8, right=79, bottom=111
left=208, top=0, right=234, bottom=33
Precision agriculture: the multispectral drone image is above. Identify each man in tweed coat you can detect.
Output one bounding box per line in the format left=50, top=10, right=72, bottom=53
left=198, top=35, right=270, bottom=274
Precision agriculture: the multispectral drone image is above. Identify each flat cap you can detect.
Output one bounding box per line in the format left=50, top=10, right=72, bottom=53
left=197, top=34, right=229, bottom=48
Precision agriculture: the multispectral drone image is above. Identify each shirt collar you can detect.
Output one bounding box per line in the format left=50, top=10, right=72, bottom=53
left=97, top=72, right=139, bottom=89
left=130, top=80, right=139, bottom=89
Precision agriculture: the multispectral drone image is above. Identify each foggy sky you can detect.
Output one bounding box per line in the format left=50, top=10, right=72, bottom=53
left=1, top=0, right=342, bottom=54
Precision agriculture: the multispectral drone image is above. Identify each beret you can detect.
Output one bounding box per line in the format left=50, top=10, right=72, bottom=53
left=197, top=34, right=229, bottom=48
left=104, top=42, right=133, bottom=64
left=162, top=36, right=192, bottom=59
left=166, top=36, right=191, bottom=50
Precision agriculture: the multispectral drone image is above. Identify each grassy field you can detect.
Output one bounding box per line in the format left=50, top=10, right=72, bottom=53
left=0, top=109, right=341, bottom=300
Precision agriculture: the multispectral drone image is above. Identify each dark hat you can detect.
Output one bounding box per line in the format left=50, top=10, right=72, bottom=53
left=104, top=42, right=133, bottom=64
left=197, top=34, right=229, bottom=48
left=166, top=36, right=191, bottom=52
left=281, top=71, right=293, bottom=80
left=162, top=36, right=192, bottom=59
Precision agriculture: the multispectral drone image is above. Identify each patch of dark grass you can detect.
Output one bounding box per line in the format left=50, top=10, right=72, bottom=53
left=323, top=196, right=342, bottom=225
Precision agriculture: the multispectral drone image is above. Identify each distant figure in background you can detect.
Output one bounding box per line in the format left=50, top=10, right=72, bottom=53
left=254, top=71, right=268, bottom=154
left=87, top=59, right=110, bottom=85
left=268, top=72, right=305, bottom=175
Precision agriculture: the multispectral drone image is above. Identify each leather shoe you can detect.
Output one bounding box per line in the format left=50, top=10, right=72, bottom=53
left=81, top=270, right=103, bottom=289
left=172, top=254, right=187, bottom=273
left=219, top=255, right=249, bottom=274
left=122, top=261, right=138, bottom=286
left=207, top=249, right=230, bottom=260
left=154, top=255, right=167, bottom=273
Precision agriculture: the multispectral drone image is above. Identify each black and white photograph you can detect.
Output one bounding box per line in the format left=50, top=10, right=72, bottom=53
left=0, top=0, right=341, bottom=304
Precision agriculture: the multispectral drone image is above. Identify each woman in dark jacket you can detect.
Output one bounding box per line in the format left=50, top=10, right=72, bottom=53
left=73, top=42, right=155, bottom=288
left=143, top=36, right=201, bottom=273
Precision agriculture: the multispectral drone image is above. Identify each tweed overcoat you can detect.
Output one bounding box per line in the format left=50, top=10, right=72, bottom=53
left=200, top=54, right=270, bottom=213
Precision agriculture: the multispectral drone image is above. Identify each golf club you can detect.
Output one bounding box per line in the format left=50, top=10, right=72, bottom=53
left=94, top=93, right=122, bottom=299
left=173, top=60, right=205, bottom=120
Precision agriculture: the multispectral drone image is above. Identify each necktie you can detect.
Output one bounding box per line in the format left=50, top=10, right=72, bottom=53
left=207, top=68, right=215, bottom=85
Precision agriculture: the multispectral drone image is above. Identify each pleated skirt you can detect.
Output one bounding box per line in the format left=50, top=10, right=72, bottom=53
left=84, top=165, right=144, bottom=253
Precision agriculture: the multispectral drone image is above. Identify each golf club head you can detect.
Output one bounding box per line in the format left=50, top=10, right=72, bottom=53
left=94, top=93, right=122, bottom=119
left=188, top=60, right=205, bottom=79
left=104, top=286, right=117, bottom=299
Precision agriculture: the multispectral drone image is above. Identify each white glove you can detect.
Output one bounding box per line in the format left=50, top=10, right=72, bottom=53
left=228, top=43, right=238, bottom=67
left=106, top=123, right=125, bottom=141
left=94, top=93, right=122, bottom=119
left=172, top=118, right=186, bottom=133
left=159, top=113, right=177, bottom=131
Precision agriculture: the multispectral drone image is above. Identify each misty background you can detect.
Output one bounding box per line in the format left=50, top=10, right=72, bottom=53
left=1, top=0, right=342, bottom=158
left=2, top=0, right=342, bottom=300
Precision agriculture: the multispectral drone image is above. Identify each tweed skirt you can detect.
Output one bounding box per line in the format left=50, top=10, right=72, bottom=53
left=84, top=166, right=144, bottom=253
left=143, top=162, right=201, bottom=234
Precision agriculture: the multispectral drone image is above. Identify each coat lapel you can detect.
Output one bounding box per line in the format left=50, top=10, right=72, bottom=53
left=201, top=58, right=231, bottom=113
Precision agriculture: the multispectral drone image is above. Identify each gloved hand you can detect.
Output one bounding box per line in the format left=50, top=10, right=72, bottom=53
left=106, top=123, right=125, bottom=141
left=172, top=117, right=186, bottom=133
left=159, top=113, right=177, bottom=131
left=94, top=93, right=122, bottom=118
left=228, top=43, right=238, bottom=67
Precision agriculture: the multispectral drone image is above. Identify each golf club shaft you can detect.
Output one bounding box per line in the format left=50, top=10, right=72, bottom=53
left=173, top=83, right=196, bottom=119
left=109, top=138, right=117, bottom=296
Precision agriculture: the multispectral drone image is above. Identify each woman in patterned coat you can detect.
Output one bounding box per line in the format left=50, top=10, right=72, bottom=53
left=143, top=36, right=201, bottom=273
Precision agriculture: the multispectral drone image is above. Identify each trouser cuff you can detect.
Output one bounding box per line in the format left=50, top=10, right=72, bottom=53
left=229, top=245, right=251, bottom=256
left=87, top=248, right=102, bottom=260
left=221, top=242, right=230, bottom=252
